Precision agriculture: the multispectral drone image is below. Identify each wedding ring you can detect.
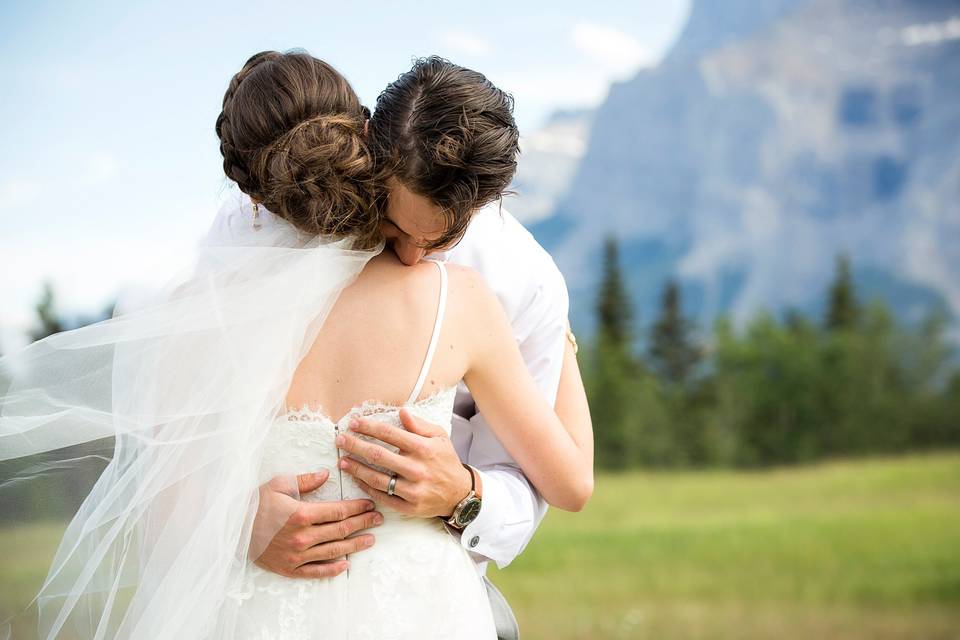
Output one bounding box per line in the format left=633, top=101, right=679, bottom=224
left=386, top=474, right=398, bottom=496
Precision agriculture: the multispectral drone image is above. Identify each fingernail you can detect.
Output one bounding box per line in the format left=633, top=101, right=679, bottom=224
left=313, top=471, right=326, bottom=482
left=364, top=536, right=375, bottom=547
left=338, top=459, right=348, bottom=469
left=373, top=513, right=384, bottom=525
left=364, top=501, right=375, bottom=511
left=349, top=418, right=359, bottom=430
left=335, top=435, right=345, bottom=446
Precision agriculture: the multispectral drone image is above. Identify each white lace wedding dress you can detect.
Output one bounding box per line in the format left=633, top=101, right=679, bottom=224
left=223, top=260, right=497, bottom=639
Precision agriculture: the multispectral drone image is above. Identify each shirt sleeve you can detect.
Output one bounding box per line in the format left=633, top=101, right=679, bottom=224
left=452, top=255, right=570, bottom=569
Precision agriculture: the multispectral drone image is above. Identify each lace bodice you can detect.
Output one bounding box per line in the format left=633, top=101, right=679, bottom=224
left=260, top=384, right=460, bottom=504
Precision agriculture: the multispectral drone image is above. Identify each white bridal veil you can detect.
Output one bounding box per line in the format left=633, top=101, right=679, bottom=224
left=0, top=194, right=383, bottom=638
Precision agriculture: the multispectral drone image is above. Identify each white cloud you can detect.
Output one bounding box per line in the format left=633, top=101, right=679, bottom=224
left=901, top=16, right=960, bottom=47
left=72, top=152, right=120, bottom=188
left=0, top=153, right=119, bottom=215
left=0, top=178, right=43, bottom=208
left=438, top=30, right=492, bottom=57
left=571, top=22, right=657, bottom=75
left=47, top=62, right=96, bottom=91
left=491, top=64, right=612, bottom=118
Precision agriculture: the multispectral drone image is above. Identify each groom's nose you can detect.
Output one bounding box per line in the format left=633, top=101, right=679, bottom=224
left=392, top=238, right=427, bottom=266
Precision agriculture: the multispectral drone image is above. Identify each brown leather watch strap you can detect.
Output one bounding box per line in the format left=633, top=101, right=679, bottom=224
left=466, top=463, right=482, bottom=500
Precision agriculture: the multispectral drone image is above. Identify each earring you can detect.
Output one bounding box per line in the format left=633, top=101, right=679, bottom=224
left=252, top=201, right=262, bottom=230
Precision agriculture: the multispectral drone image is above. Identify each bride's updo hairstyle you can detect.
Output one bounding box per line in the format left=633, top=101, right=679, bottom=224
left=216, top=50, right=382, bottom=247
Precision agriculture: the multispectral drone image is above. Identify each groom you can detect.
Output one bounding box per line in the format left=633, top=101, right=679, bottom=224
left=251, top=57, right=590, bottom=639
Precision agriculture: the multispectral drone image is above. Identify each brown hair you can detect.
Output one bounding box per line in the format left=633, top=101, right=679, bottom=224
left=368, top=56, right=520, bottom=250
left=216, top=50, right=382, bottom=247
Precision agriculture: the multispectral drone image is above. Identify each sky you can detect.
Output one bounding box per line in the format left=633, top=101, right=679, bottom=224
left=0, top=0, right=689, bottom=350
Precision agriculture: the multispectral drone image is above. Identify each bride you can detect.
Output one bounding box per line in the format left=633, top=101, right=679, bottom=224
left=0, top=51, right=592, bottom=639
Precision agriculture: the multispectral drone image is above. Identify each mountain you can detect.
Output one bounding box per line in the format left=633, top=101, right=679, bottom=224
left=528, top=0, right=960, bottom=338
left=507, top=109, right=593, bottom=224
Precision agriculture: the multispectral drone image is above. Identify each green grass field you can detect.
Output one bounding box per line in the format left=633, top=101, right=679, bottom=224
left=488, top=451, right=960, bottom=639
left=2, top=452, right=958, bottom=639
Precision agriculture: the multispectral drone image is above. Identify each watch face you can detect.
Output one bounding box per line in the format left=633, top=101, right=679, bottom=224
left=456, top=498, right=482, bottom=527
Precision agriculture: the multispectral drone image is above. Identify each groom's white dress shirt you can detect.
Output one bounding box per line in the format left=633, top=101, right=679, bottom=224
left=434, top=201, right=570, bottom=575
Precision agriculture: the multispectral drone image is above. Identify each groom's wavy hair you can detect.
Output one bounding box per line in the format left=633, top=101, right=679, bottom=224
left=368, top=56, right=520, bottom=250
left=216, top=50, right=384, bottom=248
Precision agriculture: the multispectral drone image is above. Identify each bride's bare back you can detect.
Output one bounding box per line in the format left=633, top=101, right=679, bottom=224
left=284, top=250, right=465, bottom=420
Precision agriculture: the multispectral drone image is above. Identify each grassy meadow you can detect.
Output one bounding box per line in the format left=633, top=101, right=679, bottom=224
left=1, top=452, right=957, bottom=639
left=488, top=451, right=960, bottom=639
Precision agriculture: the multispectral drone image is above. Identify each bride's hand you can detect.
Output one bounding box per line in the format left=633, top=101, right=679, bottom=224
left=336, top=409, right=473, bottom=519
left=251, top=469, right=385, bottom=578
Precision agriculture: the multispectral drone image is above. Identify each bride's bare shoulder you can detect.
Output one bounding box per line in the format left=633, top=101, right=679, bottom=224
left=339, top=252, right=450, bottom=312
left=353, top=253, right=494, bottom=312
left=444, top=262, right=504, bottom=322
left=351, top=250, right=428, bottom=281
left=444, top=262, right=486, bottom=292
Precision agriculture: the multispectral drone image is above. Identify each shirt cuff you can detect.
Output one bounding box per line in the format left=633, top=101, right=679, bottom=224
left=447, top=468, right=519, bottom=569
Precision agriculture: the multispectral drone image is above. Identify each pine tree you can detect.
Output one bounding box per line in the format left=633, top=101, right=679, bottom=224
left=589, top=236, right=641, bottom=468
left=596, top=237, right=633, bottom=347
left=825, top=254, right=860, bottom=331
left=784, top=308, right=812, bottom=335
left=30, top=281, right=65, bottom=342
left=648, top=279, right=701, bottom=387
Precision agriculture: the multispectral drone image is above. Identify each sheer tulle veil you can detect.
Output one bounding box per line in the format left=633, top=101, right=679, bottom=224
left=0, top=193, right=384, bottom=638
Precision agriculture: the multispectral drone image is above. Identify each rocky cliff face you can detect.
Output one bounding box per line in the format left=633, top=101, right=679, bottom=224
left=529, top=0, right=960, bottom=336
left=508, top=109, right=593, bottom=225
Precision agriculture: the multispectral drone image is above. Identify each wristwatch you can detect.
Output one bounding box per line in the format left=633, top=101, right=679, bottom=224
left=445, top=463, right=482, bottom=530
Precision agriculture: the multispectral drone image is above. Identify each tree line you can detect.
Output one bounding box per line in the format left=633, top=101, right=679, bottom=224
left=584, top=237, right=960, bottom=469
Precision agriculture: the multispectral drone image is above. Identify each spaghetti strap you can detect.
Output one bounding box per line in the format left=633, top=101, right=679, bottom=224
left=406, top=260, right=449, bottom=405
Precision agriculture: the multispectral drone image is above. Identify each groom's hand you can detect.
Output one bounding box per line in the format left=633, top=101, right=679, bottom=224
left=251, top=469, right=384, bottom=579
left=336, top=408, right=473, bottom=518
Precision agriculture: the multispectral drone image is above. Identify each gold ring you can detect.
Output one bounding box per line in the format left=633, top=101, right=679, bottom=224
left=566, top=328, right=579, bottom=355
